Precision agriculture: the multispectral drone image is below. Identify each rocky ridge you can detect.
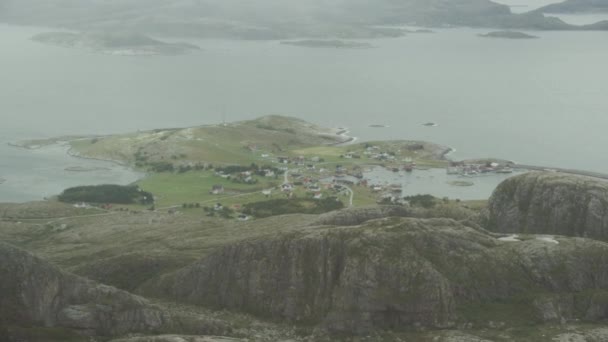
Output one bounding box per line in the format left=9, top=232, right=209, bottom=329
left=156, top=217, right=608, bottom=334
left=0, top=242, right=229, bottom=339
left=487, top=172, right=608, bottom=240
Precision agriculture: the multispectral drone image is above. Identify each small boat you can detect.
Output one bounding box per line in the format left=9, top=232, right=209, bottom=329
left=422, top=122, right=438, bottom=127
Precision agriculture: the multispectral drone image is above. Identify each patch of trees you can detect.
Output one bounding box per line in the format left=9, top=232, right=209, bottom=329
left=215, top=165, right=252, bottom=174
left=177, top=163, right=210, bottom=173
left=403, top=194, right=436, bottom=208
left=147, top=161, right=175, bottom=173
left=242, top=197, right=344, bottom=218
left=58, top=185, right=154, bottom=205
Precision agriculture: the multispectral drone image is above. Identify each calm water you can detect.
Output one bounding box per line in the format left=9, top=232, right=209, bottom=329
left=364, top=167, right=524, bottom=201
left=0, top=144, right=143, bottom=202
left=1, top=22, right=608, bottom=202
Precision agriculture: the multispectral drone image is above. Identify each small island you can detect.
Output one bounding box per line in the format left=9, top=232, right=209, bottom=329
left=479, top=31, right=539, bottom=39
left=447, top=180, right=475, bottom=187
left=280, top=40, right=373, bottom=49
left=65, top=166, right=111, bottom=172
left=32, top=31, right=201, bottom=56
left=404, top=29, right=435, bottom=34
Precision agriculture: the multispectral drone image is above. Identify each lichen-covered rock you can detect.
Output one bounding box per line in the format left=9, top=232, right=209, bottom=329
left=110, top=336, right=244, bottom=342
left=0, top=242, right=228, bottom=338
left=487, top=172, right=608, bottom=240
left=157, top=217, right=608, bottom=334
left=311, top=205, right=411, bottom=226
left=311, top=203, right=477, bottom=227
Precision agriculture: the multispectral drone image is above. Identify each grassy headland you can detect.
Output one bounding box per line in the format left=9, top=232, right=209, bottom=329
left=15, top=115, right=452, bottom=211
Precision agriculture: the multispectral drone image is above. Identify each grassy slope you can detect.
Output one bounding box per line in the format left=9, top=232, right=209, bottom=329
left=138, top=171, right=279, bottom=208
left=0, top=206, right=317, bottom=292
left=67, top=115, right=346, bottom=166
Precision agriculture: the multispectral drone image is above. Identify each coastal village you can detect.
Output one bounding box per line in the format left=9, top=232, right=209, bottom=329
left=17, top=116, right=521, bottom=219
left=193, top=142, right=518, bottom=216
left=59, top=136, right=519, bottom=219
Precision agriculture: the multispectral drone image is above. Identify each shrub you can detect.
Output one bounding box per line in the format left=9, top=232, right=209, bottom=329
left=147, top=162, right=174, bottom=173
left=242, top=197, right=344, bottom=218
left=403, top=194, right=437, bottom=208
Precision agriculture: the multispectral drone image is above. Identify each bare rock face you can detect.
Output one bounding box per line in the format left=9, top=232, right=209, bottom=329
left=157, top=217, right=608, bottom=334
left=110, top=336, right=244, bottom=342
left=0, top=242, right=228, bottom=339
left=487, top=172, right=608, bottom=240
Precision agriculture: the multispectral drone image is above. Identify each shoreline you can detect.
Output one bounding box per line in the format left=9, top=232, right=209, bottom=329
left=8, top=126, right=608, bottom=205
left=15, top=134, right=608, bottom=184
left=65, top=144, right=130, bottom=168
left=330, top=128, right=358, bottom=146
left=65, top=145, right=148, bottom=186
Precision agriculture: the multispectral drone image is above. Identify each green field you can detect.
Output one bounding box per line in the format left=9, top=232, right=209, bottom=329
left=137, top=171, right=280, bottom=208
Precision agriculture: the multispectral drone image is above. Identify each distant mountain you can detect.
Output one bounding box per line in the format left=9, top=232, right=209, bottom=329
left=536, top=0, right=608, bottom=13
left=478, top=30, right=539, bottom=39
left=0, top=0, right=604, bottom=39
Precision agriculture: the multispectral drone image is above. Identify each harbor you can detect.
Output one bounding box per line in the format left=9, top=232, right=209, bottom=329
left=363, top=166, right=523, bottom=201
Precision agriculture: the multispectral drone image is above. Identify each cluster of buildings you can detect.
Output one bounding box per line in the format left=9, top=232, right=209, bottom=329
left=447, top=161, right=514, bottom=176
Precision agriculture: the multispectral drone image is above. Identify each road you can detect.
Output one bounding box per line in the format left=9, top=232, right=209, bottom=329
left=342, top=185, right=354, bottom=207
left=283, top=168, right=290, bottom=184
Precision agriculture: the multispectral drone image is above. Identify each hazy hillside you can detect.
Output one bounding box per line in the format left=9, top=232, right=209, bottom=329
left=0, top=0, right=595, bottom=39
left=537, top=0, right=608, bottom=13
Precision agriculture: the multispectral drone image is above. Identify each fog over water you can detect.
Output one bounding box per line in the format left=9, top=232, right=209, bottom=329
left=1, top=5, right=608, bottom=201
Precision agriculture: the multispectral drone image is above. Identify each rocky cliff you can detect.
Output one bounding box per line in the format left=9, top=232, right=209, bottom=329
left=487, top=172, right=608, bottom=240
left=0, top=242, right=228, bottom=340
left=157, top=217, right=608, bottom=334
